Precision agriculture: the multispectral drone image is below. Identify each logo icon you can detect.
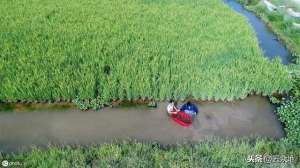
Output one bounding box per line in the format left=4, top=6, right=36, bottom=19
left=1, top=160, right=9, bottom=167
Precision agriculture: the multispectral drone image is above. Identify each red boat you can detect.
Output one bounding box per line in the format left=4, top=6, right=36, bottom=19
left=171, top=111, right=192, bottom=127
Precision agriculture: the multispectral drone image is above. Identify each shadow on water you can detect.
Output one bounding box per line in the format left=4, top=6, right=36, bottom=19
left=0, top=102, right=75, bottom=112
left=0, top=103, right=15, bottom=112
left=224, top=0, right=293, bottom=64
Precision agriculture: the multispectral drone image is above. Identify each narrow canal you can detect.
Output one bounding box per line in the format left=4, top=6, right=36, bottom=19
left=224, top=0, right=293, bottom=64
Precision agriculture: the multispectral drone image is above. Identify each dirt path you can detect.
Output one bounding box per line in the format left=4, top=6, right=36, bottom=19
left=0, top=96, right=284, bottom=153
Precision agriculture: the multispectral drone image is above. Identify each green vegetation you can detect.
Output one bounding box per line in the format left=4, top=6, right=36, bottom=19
left=1, top=139, right=299, bottom=167
left=0, top=1, right=299, bottom=166
left=238, top=0, right=300, bottom=146
left=277, top=75, right=300, bottom=145
left=0, top=0, right=291, bottom=104
left=278, top=95, right=300, bottom=145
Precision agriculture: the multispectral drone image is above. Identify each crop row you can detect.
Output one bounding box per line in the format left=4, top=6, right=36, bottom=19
left=0, top=0, right=292, bottom=102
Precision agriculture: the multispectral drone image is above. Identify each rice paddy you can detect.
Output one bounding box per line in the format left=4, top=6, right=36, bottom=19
left=0, top=0, right=292, bottom=103
left=2, top=140, right=299, bottom=167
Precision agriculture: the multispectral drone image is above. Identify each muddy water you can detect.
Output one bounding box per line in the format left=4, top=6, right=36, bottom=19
left=0, top=96, right=283, bottom=153
left=224, top=0, right=293, bottom=64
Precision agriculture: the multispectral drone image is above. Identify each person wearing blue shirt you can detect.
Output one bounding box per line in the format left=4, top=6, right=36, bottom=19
left=180, top=101, right=198, bottom=119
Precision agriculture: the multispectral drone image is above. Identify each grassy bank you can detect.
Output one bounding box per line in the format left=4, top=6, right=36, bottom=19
left=1, top=139, right=299, bottom=167
left=0, top=0, right=291, bottom=104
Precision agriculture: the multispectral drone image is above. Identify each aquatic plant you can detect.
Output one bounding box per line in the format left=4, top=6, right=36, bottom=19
left=0, top=0, right=291, bottom=104
left=278, top=98, right=300, bottom=145
left=277, top=75, right=300, bottom=145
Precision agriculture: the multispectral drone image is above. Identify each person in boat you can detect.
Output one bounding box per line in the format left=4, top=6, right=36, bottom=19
left=180, top=101, right=198, bottom=119
left=167, top=100, right=197, bottom=126
left=167, top=100, right=179, bottom=115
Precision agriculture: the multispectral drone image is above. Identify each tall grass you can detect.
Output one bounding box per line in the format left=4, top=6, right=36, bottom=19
left=0, top=0, right=291, bottom=103
left=1, top=139, right=299, bottom=168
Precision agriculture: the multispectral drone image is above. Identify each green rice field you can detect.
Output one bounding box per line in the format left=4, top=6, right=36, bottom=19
left=0, top=0, right=292, bottom=102
left=2, top=139, right=299, bottom=167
